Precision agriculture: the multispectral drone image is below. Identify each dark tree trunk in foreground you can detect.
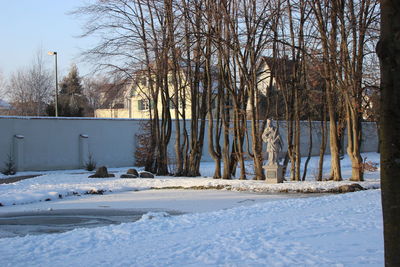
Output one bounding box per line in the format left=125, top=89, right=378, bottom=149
left=377, top=1, right=400, bottom=265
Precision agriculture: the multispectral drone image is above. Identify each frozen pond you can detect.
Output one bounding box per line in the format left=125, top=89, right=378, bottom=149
left=0, top=208, right=182, bottom=238
left=0, top=189, right=329, bottom=238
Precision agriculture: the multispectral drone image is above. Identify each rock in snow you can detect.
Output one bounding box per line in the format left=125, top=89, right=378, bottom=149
left=89, top=166, right=115, bottom=178
left=139, top=171, right=155, bottom=178
left=120, top=174, right=137, bottom=179
left=126, top=168, right=139, bottom=176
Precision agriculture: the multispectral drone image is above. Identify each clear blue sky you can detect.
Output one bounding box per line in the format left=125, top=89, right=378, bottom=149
left=0, top=0, right=94, bottom=78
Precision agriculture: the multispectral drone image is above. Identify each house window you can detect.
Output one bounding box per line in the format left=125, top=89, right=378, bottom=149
left=138, top=99, right=150, bottom=110
left=140, top=77, right=147, bottom=87
left=169, top=99, right=184, bottom=109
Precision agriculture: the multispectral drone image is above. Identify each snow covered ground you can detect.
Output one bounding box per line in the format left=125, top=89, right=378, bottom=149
left=0, top=190, right=383, bottom=266
left=0, top=152, right=383, bottom=266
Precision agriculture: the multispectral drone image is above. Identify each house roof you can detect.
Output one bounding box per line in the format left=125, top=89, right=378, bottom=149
left=98, top=82, right=129, bottom=109
left=259, top=56, right=325, bottom=92
left=260, top=56, right=295, bottom=83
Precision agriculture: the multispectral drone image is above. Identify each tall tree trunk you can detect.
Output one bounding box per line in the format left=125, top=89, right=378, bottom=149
left=207, top=63, right=222, bottom=179
left=377, top=1, right=400, bottom=265
left=327, top=88, right=342, bottom=181
left=222, top=84, right=231, bottom=180
left=294, top=87, right=301, bottom=181
left=302, top=117, right=313, bottom=181
left=345, top=100, right=364, bottom=181
left=165, top=0, right=183, bottom=176
left=317, top=103, right=328, bottom=181
left=311, top=0, right=342, bottom=181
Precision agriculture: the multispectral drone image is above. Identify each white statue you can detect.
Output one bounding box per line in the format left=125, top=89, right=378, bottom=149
left=262, top=119, right=282, bottom=166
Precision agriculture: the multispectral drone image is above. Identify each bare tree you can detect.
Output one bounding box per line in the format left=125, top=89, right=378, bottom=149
left=82, top=76, right=109, bottom=111
left=336, top=0, right=379, bottom=181
left=6, top=50, right=52, bottom=116
left=74, top=0, right=173, bottom=175
left=178, top=0, right=209, bottom=177
left=311, top=0, right=343, bottom=181
left=0, top=70, right=6, bottom=100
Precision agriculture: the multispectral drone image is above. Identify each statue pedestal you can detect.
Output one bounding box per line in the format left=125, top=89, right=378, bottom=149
left=263, top=164, right=284, bottom=183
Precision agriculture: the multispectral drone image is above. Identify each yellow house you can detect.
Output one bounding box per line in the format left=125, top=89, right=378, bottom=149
left=94, top=61, right=275, bottom=119
left=95, top=71, right=194, bottom=119
left=97, top=59, right=290, bottom=119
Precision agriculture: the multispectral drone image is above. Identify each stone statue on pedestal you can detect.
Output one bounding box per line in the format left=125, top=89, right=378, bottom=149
left=262, top=119, right=283, bottom=183
left=262, top=119, right=282, bottom=166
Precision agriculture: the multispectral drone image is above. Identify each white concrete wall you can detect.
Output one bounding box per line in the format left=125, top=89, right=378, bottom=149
left=0, top=117, right=379, bottom=171
left=274, top=120, right=379, bottom=158
left=0, top=117, right=142, bottom=171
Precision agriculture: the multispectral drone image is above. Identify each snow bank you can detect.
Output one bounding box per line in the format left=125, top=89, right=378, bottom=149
left=0, top=153, right=380, bottom=207
left=0, top=171, right=380, bottom=207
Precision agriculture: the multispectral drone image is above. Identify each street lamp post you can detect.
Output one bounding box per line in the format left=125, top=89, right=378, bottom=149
left=48, top=51, right=58, bottom=117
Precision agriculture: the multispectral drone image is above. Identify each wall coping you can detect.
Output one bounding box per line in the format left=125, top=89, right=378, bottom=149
left=0, top=116, right=379, bottom=125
